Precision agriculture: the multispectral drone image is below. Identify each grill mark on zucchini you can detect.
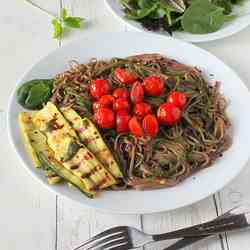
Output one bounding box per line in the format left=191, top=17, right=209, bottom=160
left=95, top=179, right=108, bottom=189
left=37, top=152, right=96, bottom=197
left=81, top=165, right=101, bottom=179
left=60, top=107, right=123, bottom=179
left=70, top=164, right=80, bottom=170
left=83, top=135, right=100, bottom=145
left=78, top=157, right=114, bottom=189
left=64, top=150, right=109, bottom=191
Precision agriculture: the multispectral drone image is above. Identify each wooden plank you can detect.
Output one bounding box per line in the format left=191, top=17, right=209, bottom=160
left=56, top=198, right=91, bottom=250
left=202, top=27, right=250, bottom=250
left=215, top=161, right=250, bottom=250
left=57, top=196, right=142, bottom=250
left=0, top=0, right=61, bottom=249
left=143, top=197, right=223, bottom=250
left=56, top=1, right=142, bottom=249
left=1, top=141, right=56, bottom=250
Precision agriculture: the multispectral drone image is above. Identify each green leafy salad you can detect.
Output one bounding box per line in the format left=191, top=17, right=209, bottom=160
left=119, top=0, right=244, bottom=34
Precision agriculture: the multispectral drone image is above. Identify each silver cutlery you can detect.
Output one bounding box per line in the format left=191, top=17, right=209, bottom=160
left=162, top=204, right=250, bottom=250
left=73, top=204, right=250, bottom=250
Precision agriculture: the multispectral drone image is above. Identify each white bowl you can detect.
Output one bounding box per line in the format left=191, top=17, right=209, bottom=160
left=105, top=0, right=250, bottom=43
left=8, top=32, right=250, bottom=214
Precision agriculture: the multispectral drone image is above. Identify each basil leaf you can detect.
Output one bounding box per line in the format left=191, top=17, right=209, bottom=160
left=25, top=83, right=51, bottom=109
left=181, top=0, right=225, bottom=34
left=17, top=81, right=35, bottom=106
left=63, top=17, right=84, bottom=28
left=52, top=19, right=63, bottom=38
left=62, top=142, right=80, bottom=162
left=17, top=79, right=54, bottom=110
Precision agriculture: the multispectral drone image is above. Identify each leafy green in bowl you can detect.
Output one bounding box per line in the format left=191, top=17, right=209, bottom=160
left=119, top=0, right=244, bottom=34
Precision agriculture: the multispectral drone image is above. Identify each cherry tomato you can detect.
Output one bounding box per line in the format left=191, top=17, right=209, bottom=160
left=116, top=110, right=130, bottom=133
left=113, top=98, right=129, bottom=112
left=130, top=81, right=144, bottom=104
left=89, top=79, right=110, bottom=99
left=157, top=103, right=182, bottom=125
left=112, top=88, right=129, bottom=100
left=93, top=108, right=115, bottom=129
left=114, top=68, right=137, bottom=85
left=92, top=101, right=105, bottom=113
left=92, top=95, right=114, bottom=112
left=128, top=116, right=144, bottom=137
left=143, top=76, right=164, bottom=96
left=133, top=102, right=152, bottom=118
left=99, top=95, right=114, bottom=107
left=167, top=91, right=187, bottom=109
left=143, top=114, right=159, bottom=137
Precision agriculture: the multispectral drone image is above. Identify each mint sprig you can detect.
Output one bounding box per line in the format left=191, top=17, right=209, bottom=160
left=52, top=8, right=84, bottom=38
left=59, top=8, right=84, bottom=29
left=24, top=1, right=84, bottom=39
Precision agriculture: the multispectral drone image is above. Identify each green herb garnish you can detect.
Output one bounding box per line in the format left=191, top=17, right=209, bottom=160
left=24, top=1, right=84, bottom=39
left=51, top=8, right=84, bottom=38
left=17, top=79, right=54, bottom=110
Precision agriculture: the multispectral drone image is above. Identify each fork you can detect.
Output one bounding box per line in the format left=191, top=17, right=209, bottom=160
left=161, top=204, right=249, bottom=250
left=73, top=204, right=250, bottom=250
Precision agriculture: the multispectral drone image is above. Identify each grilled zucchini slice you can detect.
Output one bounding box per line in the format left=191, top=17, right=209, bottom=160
left=31, top=131, right=97, bottom=192
left=61, top=107, right=123, bottom=179
left=63, top=148, right=116, bottom=189
left=18, top=112, right=40, bottom=168
left=37, top=152, right=95, bottom=198
left=18, top=112, right=62, bottom=184
left=19, top=113, right=95, bottom=196
left=33, top=102, right=79, bottom=162
left=33, top=102, right=116, bottom=189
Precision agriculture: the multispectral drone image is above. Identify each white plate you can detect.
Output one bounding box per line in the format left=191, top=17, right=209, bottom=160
left=105, top=0, right=250, bottom=43
left=8, top=32, right=250, bottom=214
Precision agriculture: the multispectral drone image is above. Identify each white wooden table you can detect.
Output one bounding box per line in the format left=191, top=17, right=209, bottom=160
left=1, top=1, right=250, bottom=249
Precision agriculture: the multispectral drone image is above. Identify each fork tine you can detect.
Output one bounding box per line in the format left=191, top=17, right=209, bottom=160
left=93, top=238, right=129, bottom=250
left=85, top=232, right=125, bottom=250
left=73, top=226, right=127, bottom=250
